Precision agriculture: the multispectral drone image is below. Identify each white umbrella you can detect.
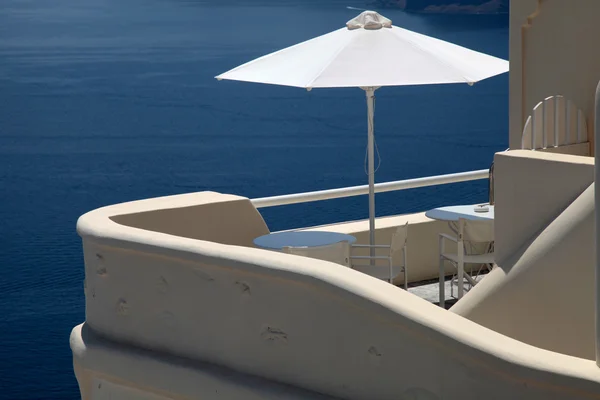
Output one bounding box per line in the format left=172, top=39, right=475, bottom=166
left=216, top=11, right=508, bottom=258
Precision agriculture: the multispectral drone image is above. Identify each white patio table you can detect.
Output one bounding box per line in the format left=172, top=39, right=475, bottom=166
left=425, top=204, right=494, bottom=222
left=254, top=231, right=357, bottom=266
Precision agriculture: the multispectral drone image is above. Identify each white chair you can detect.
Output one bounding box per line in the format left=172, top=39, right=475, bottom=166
left=349, top=222, right=408, bottom=288
left=438, top=218, right=494, bottom=308
left=282, top=240, right=350, bottom=267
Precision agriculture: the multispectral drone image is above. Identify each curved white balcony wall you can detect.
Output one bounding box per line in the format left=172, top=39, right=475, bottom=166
left=107, top=192, right=270, bottom=248
left=73, top=187, right=600, bottom=399
left=71, top=323, right=338, bottom=400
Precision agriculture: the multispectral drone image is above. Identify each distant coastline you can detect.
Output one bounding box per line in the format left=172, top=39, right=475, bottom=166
left=371, top=0, right=509, bottom=14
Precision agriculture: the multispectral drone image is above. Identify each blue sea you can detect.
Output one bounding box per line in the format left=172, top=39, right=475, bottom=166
left=0, top=0, right=508, bottom=398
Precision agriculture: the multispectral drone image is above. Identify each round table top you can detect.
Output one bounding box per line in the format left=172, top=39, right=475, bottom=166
left=425, top=204, right=494, bottom=222
left=253, top=231, right=357, bottom=250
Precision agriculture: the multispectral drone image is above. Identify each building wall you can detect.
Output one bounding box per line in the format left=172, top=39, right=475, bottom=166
left=452, top=150, right=595, bottom=359
left=509, top=0, right=600, bottom=154
left=492, top=150, right=594, bottom=264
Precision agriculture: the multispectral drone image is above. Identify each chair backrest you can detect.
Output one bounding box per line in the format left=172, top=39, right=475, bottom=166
left=458, top=218, right=494, bottom=243
left=283, top=241, right=350, bottom=266
left=521, top=95, right=589, bottom=156
left=390, top=222, right=408, bottom=255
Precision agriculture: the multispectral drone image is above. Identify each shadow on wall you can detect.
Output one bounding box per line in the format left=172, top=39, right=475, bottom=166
left=451, top=150, right=595, bottom=360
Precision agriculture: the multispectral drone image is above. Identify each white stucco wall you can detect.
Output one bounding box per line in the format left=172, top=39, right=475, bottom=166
left=71, top=190, right=600, bottom=399
left=509, top=0, right=600, bottom=153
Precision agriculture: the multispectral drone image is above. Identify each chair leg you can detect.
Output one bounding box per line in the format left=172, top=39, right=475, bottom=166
left=403, top=246, right=408, bottom=290
left=465, top=273, right=477, bottom=287
left=439, top=257, right=446, bottom=308
left=457, top=240, right=464, bottom=299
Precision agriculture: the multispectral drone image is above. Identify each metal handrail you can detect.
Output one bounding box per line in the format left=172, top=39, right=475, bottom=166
left=251, top=169, right=489, bottom=208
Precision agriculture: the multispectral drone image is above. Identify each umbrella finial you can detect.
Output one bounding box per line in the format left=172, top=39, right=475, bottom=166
left=347, top=11, right=392, bottom=30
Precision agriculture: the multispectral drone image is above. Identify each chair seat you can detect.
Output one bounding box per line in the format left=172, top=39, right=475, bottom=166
left=353, top=264, right=404, bottom=281
left=441, top=252, right=494, bottom=264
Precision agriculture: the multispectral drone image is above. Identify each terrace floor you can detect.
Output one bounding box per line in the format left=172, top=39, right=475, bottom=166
left=407, top=273, right=488, bottom=310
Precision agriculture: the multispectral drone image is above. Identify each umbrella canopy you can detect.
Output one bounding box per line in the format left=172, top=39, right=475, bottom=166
left=216, top=11, right=508, bottom=89
left=216, top=11, right=508, bottom=259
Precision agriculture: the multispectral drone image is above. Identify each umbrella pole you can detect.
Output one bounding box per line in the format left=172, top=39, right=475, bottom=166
left=365, top=87, right=376, bottom=265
